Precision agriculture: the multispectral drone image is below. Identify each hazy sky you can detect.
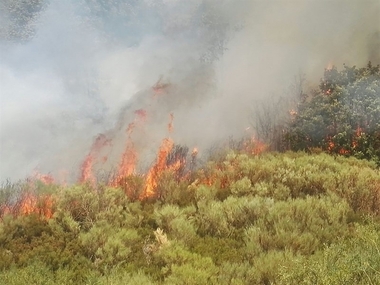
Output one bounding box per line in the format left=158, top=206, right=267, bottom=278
left=0, top=0, right=379, bottom=182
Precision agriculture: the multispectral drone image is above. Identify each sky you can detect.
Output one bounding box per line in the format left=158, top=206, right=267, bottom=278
left=0, top=0, right=379, bottom=182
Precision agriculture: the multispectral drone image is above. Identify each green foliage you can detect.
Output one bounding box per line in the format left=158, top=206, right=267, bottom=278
left=156, top=242, right=218, bottom=284
left=156, top=171, right=196, bottom=206
left=1, top=151, right=380, bottom=284
left=285, top=62, right=380, bottom=165
left=279, top=220, right=380, bottom=284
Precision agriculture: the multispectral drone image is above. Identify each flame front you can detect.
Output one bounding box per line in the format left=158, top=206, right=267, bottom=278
left=140, top=138, right=174, bottom=199
left=3, top=192, right=55, bottom=219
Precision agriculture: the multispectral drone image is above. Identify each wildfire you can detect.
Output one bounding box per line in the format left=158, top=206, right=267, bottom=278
left=2, top=85, right=275, bottom=219
left=110, top=140, right=137, bottom=187
left=140, top=138, right=175, bottom=199
left=33, top=171, right=55, bottom=185
left=326, top=126, right=365, bottom=154
left=80, top=134, right=112, bottom=184
left=326, top=137, right=350, bottom=155
left=244, top=137, right=268, bottom=155
left=0, top=192, right=54, bottom=220
left=20, top=193, right=53, bottom=219
left=110, top=110, right=149, bottom=186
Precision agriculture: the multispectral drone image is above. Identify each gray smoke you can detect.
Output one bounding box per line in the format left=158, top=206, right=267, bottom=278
left=0, top=0, right=379, bottom=182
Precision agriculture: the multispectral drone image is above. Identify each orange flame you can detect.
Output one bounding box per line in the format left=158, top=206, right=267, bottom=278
left=80, top=134, right=111, bottom=184
left=245, top=137, right=268, bottom=155
left=33, top=171, right=55, bottom=185
left=326, top=136, right=350, bottom=155
left=17, top=193, right=54, bottom=219
left=110, top=110, right=148, bottom=186
left=80, top=154, right=94, bottom=184
left=140, top=138, right=174, bottom=199
left=110, top=141, right=137, bottom=187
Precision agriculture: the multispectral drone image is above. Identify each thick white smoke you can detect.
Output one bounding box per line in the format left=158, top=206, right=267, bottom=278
left=0, top=0, right=379, bottom=182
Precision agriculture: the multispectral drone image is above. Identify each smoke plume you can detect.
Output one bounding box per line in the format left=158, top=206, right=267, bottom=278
left=0, top=0, right=379, bottom=182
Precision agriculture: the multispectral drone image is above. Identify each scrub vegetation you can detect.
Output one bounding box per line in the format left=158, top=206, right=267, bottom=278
left=1, top=150, right=380, bottom=284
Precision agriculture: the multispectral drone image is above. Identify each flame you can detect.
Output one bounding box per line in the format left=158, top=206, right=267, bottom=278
left=110, top=140, right=137, bottom=186
left=140, top=138, right=174, bottom=199
left=80, top=134, right=112, bottom=184
left=110, top=110, right=148, bottom=186
left=80, top=154, right=94, bottom=184
left=326, top=136, right=350, bottom=155
left=245, top=137, right=268, bottom=155
left=33, top=171, right=55, bottom=185
left=327, top=136, right=335, bottom=151
left=352, top=126, right=364, bottom=149
left=17, top=192, right=53, bottom=219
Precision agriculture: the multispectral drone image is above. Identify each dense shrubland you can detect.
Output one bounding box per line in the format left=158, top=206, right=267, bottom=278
left=284, top=62, right=380, bottom=165
left=1, top=151, right=380, bottom=284
left=2, top=0, right=379, bottom=282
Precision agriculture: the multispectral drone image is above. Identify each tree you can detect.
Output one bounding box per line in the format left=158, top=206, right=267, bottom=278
left=285, top=62, right=380, bottom=165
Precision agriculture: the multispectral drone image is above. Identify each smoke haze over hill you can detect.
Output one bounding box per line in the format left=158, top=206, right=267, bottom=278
left=0, top=0, right=379, bottom=182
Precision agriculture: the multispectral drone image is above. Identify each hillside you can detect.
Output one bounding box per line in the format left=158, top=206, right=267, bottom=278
left=1, top=151, right=380, bottom=284
left=1, top=1, right=380, bottom=284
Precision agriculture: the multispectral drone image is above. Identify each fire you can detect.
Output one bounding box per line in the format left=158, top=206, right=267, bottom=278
left=110, top=110, right=149, bottom=186
left=110, top=140, right=137, bottom=187
left=326, top=136, right=350, bottom=155
left=33, top=171, right=55, bottom=185
left=19, top=193, right=53, bottom=219
left=80, top=134, right=112, bottom=184
left=140, top=138, right=175, bottom=199
left=0, top=192, right=54, bottom=219
left=244, top=137, right=268, bottom=155
left=80, top=154, right=94, bottom=184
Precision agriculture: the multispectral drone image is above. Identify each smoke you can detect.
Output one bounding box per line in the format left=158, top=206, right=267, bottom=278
left=0, top=0, right=379, bottom=182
